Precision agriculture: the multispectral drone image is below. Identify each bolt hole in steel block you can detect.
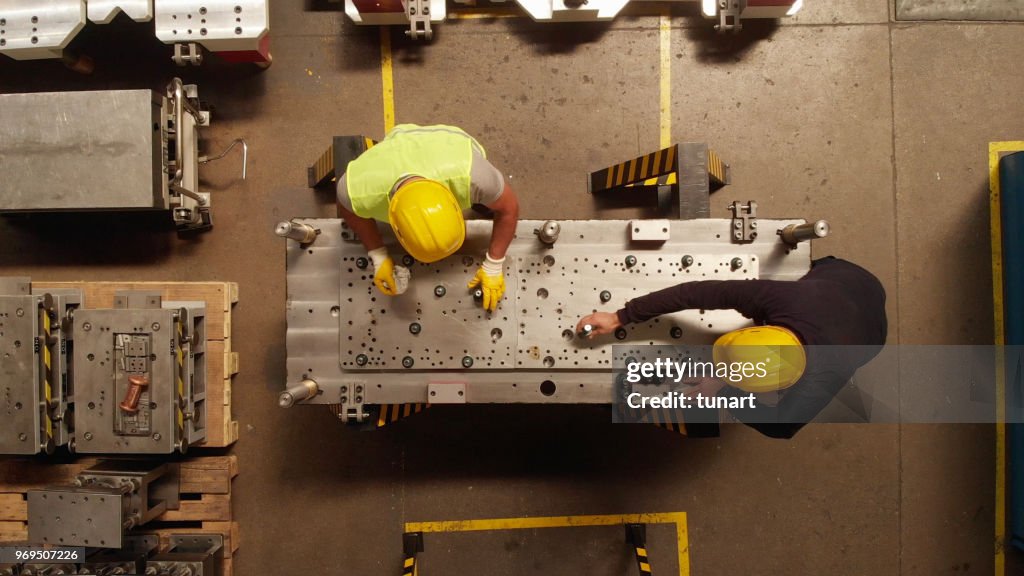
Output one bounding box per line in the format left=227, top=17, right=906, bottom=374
left=284, top=219, right=810, bottom=411
left=540, top=380, right=557, bottom=396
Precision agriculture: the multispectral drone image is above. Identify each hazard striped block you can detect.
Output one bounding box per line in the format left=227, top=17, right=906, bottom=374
left=708, top=149, right=728, bottom=187
left=590, top=145, right=679, bottom=194
left=377, top=403, right=428, bottom=428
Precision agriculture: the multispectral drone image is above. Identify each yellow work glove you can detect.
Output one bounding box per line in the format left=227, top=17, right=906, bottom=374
left=369, top=247, right=409, bottom=296
left=467, top=253, right=505, bottom=312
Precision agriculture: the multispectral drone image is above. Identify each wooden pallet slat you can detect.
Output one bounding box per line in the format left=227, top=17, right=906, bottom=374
left=0, top=494, right=26, bottom=522
left=0, top=520, right=27, bottom=542
left=178, top=456, right=237, bottom=495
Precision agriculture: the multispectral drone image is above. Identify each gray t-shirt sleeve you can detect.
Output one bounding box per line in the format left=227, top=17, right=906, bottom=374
left=469, top=149, right=506, bottom=206
left=336, top=173, right=354, bottom=213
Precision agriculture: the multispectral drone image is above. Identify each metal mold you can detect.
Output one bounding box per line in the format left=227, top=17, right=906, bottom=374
left=283, top=218, right=812, bottom=422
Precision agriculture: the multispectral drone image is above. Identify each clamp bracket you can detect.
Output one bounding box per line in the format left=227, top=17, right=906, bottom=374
left=728, top=200, right=758, bottom=243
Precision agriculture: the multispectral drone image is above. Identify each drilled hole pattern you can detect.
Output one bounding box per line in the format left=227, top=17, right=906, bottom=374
left=337, top=252, right=755, bottom=371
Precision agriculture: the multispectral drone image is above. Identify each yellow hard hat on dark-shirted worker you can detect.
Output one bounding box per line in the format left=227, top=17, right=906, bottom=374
left=388, top=178, right=466, bottom=263
left=713, top=326, right=806, bottom=393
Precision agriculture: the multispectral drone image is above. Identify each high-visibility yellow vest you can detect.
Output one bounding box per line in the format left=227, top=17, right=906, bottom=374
left=346, top=124, right=485, bottom=222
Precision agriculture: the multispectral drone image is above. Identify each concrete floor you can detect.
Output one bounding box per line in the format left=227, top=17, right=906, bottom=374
left=2, top=1, right=1023, bottom=574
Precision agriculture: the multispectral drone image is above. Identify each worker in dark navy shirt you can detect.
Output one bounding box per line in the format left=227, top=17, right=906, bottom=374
left=577, top=257, right=888, bottom=438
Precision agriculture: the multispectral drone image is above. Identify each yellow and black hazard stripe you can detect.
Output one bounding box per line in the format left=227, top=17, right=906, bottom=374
left=624, top=172, right=678, bottom=188
left=308, top=142, right=337, bottom=188
left=401, top=555, right=417, bottom=576
left=38, top=304, right=54, bottom=442
left=590, top=145, right=679, bottom=194
left=377, top=403, right=428, bottom=428
left=625, top=524, right=652, bottom=575
left=401, top=532, right=424, bottom=576
left=647, top=408, right=687, bottom=436
left=176, top=319, right=185, bottom=433
left=707, top=148, right=728, bottom=187
left=634, top=545, right=652, bottom=575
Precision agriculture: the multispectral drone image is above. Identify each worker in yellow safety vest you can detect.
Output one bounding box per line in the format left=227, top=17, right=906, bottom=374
left=336, top=124, right=520, bottom=312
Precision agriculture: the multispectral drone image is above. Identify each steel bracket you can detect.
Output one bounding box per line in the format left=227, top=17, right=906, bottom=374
left=404, top=0, right=433, bottom=39
left=715, top=0, right=745, bottom=33
left=728, top=200, right=758, bottom=243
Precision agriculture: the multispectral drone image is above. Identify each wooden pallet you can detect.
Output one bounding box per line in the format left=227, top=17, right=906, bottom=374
left=33, top=281, right=240, bottom=447
left=0, top=455, right=238, bottom=576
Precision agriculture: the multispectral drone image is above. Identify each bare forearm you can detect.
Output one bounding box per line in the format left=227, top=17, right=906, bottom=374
left=487, top=184, right=519, bottom=259
left=338, top=203, right=385, bottom=251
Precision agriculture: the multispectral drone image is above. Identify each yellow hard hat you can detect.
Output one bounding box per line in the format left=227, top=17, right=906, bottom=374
left=712, top=325, right=806, bottom=393
left=388, top=178, right=466, bottom=263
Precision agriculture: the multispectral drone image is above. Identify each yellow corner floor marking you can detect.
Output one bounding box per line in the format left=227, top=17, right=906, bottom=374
left=380, top=27, right=396, bottom=134
left=659, top=8, right=672, bottom=149
left=989, top=141, right=1024, bottom=576
left=406, top=512, right=689, bottom=575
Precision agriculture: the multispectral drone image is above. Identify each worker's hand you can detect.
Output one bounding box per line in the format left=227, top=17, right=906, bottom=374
left=682, top=377, right=727, bottom=398
left=467, top=253, right=505, bottom=312
left=576, top=312, right=622, bottom=338
left=369, top=247, right=410, bottom=296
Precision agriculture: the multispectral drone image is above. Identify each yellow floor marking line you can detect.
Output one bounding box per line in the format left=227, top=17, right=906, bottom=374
left=659, top=7, right=672, bottom=148
left=988, top=140, right=1024, bottom=576
left=406, top=512, right=690, bottom=575
left=380, top=27, right=396, bottom=133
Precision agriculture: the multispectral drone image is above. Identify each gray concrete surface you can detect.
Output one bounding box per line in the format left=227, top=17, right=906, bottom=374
left=1, top=1, right=1022, bottom=574
left=897, top=0, right=1024, bottom=21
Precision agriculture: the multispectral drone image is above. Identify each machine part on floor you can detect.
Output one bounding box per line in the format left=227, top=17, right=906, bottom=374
left=401, top=532, right=424, bottom=576
left=171, top=41, right=204, bottom=66
left=778, top=220, right=830, bottom=245
left=74, top=292, right=207, bottom=454
left=281, top=218, right=812, bottom=423
left=88, top=1, right=154, bottom=24
left=702, top=0, right=803, bottom=32
left=343, top=0, right=446, bottom=38
left=27, top=461, right=180, bottom=549
left=728, top=200, right=758, bottom=243
left=625, top=524, right=653, bottom=576
left=275, top=221, right=320, bottom=244
left=0, top=278, right=82, bottom=455
left=589, top=143, right=730, bottom=219
left=0, top=1, right=270, bottom=65
left=340, top=0, right=800, bottom=38
left=154, top=1, right=271, bottom=65
left=199, top=138, right=248, bottom=180
left=405, top=0, right=434, bottom=39
left=996, top=149, right=1024, bottom=551
left=146, top=534, right=223, bottom=576
left=0, top=78, right=233, bottom=233
left=534, top=220, right=561, bottom=245
left=630, top=219, right=671, bottom=242
left=279, top=379, right=319, bottom=408
left=307, top=135, right=378, bottom=188
left=0, top=1, right=85, bottom=60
